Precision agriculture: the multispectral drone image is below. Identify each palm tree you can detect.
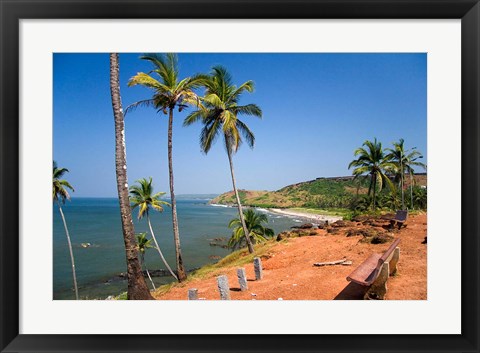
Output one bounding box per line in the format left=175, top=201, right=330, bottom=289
left=184, top=65, right=262, bottom=254
left=404, top=152, right=426, bottom=210
left=385, top=139, right=407, bottom=209
left=348, top=138, right=395, bottom=211
left=386, top=139, right=426, bottom=210
left=109, top=53, right=153, bottom=300
left=136, top=232, right=156, bottom=290
left=52, top=161, right=78, bottom=300
left=228, top=209, right=274, bottom=251
left=126, top=53, right=204, bottom=281
left=129, top=177, right=177, bottom=280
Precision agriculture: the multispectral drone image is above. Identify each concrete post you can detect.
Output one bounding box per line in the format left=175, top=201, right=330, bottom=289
left=217, top=275, right=231, bottom=300
left=237, top=268, right=248, bottom=291
left=188, top=288, right=198, bottom=300
left=254, top=257, right=263, bottom=280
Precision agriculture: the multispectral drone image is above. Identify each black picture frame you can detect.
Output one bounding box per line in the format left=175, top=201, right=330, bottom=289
left=1, top=0, right=479, bottom=352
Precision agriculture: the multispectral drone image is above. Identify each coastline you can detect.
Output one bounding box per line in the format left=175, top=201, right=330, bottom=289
left=267, top=208, right=343, bottom=224
left=210, top=203, right=343, bottom=224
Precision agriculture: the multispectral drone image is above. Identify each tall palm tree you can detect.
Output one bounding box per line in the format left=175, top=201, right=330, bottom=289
left=52, top=161, right=78, bottom=300
left=129, top=177, right=177, bottom=280
left=348, top=138, right=395, bottom=211
left=136, top=232, right=156, bottom=290
left=385, top=139, right=407, bottom=209
left=126, top=53, right=204, bottom=281
left=386, top=139, right=426, bottom=210
left=184, top=66, right=262, bottom=254
left=109, top=53, right=153, bottom=300
left=228, top=209, right=274, bottom=251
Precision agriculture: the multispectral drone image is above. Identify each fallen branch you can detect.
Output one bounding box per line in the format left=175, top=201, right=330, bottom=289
left=313, top=259, right=352, bottom=267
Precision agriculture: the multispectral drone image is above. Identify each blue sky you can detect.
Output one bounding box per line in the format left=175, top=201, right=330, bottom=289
left=53, top=53, right=427, bottom=197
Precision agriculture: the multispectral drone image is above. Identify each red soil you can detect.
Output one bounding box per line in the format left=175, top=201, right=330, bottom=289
left=154, top=214, right=427, bottom=300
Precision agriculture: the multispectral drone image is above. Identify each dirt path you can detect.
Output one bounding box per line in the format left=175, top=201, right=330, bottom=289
left=154, top=214, right=427, bottom=300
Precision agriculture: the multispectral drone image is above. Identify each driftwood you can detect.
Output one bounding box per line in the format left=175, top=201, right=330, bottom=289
left=313, top=259, right=353, bottom=267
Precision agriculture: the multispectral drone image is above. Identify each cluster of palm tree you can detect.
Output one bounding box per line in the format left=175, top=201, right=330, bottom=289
left=348, top=138, right=426, bottom=211
left=55, top=53, right=262, bottom=300
left=108, top=53, right=263, bottom=298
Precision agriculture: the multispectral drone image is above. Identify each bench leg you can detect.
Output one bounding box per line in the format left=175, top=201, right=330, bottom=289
left=364, top=262, right=389, bottom=300
left=389, top=247, right=400, bottom=276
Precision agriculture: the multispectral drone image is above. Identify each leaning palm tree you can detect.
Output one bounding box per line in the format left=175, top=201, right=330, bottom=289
left=126, top=53, right=204, bottom=281
left=184, top=66, right=262, bottom=254
left=53, top=161, right=78, bottom=300
left=136, top=232, right=156, bottom=290
left=109, top=53, right=153, bottom=300
left=348, top=138, right=395, bottom=211
left=228, top=209, right=274, bottom=251
left=129, top=177, right=177, bottom=280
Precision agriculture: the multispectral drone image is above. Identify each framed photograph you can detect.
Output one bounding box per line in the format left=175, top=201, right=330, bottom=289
left=1, top=0, right=479, bottom=352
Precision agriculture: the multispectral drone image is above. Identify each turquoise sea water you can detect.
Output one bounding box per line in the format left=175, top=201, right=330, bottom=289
left=53, top=196, right=300, bottom=299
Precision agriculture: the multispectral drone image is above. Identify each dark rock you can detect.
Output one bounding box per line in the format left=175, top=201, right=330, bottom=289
left=291, top=223, right=314, bottom=229
left=369, top=233, right=394, bottom=244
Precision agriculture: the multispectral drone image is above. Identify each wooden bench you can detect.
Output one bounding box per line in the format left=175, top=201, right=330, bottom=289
left=346, top=238, right=401, bottom=299
left=388, top=210, right=408, bottom=229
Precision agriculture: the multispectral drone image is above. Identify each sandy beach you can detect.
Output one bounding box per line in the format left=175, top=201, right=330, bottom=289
left=267, top=208, right=343, bottom=224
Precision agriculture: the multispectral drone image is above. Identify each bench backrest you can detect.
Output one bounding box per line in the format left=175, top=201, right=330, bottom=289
left=366, top=238, right=401, bottom=285
left=395, top=210, right=408, bottom=222
left=379, top=238, right=401, bottom=264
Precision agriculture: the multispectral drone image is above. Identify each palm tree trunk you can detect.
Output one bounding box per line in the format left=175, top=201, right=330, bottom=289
left=110, top=53, right=153, bottom=300
left=147, top=214, right=178, bottom=280
left=227, top=148, right=254, bottom=253
left=57, top=202, right=79, bottom=300
left=400, top=160, right=405, bottom=210
left=372, top=173, right=377, bottom=211
left=145, top=267, right=156, bottom=291
left=140, top=253, right=156, bottom=290
left=167, top=107, right=187, bottom=282
left=410, top=172, right=414, bottom=209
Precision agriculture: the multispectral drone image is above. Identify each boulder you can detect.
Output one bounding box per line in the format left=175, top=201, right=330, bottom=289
left=291, top=223, right=314, bottom=229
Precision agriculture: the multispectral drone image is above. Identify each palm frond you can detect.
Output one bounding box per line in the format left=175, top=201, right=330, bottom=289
left=124, top=99, right=156, bottom=115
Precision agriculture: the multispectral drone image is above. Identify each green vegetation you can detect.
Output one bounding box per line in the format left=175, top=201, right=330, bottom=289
left=210, top=138, right=427, bottom=216
left=385, top=138, right=426, bottom=209
left=228, top=209, right=274, bottom=250
left=53, top=161, right=79, bottom=300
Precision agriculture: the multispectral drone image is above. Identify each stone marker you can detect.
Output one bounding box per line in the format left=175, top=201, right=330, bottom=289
left=217, top=275, right=231, bottom=300
left=236, top=268, right=248, bottom=291
left=254, top=257, right=263, bottom=280
left=188, top=288, right=198, bottom=300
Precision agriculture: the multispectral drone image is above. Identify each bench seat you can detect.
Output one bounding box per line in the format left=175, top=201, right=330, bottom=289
left=346, top=238, right=401, bottom=299
left=347, top=253, right=382, bottom=286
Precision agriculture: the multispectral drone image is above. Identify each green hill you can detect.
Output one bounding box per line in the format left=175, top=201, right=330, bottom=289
left=210, top=174, right=427, bottom=209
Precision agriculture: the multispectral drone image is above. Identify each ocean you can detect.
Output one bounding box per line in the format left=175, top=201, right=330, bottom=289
left=53, top=196, right=301, bottom=299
